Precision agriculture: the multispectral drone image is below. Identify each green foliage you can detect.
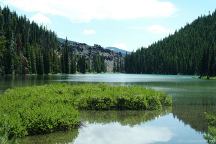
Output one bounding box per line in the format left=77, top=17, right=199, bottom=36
left=0, top=35, right=6, bottom=74
left=77, top=56, right=87, bottom=73
left=204, top=113, right=216, bottom=144
left=205, top=126, right=216, bottom=144
left=125, top=11, right=216, bottom=77
left=0, top=7, right=59, bottom=75
left=113, top=54, right=124, bottom=73
left=61, top=38, right=70, bottom=74
left=72, top=84, right=172, bottom=110
left=0, top=6, right=110, bottom=75
left=0, top=84, right=80, bottom=139
left=0, top=83, right=171, bottom=140
left=92, top=53, right=106, bottom=73
left=70, top=54, right=77, bottom=74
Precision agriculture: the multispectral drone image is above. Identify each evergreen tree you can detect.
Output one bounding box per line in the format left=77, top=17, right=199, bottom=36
left=0, top=6, right=122, bottom=75
left=125, top=11, right=216, bottom=77
left=70, top=54, right=77, bottom=74
left=0, top=36, right=6, bottom=74
left=77, top=56, right=86, bottom=73
left=61, top=38, right=69, bottom=74
left=36, top=51, right=44, bottom=75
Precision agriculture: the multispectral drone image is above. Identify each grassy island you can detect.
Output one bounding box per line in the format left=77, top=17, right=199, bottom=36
left=0, top=84, right=172, bottom=140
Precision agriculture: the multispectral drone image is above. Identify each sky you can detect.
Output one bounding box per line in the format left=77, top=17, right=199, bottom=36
left=1, top=0, right=216, bottom=51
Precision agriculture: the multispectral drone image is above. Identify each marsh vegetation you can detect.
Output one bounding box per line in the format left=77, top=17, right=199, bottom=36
left=0, top=83, right=171, bottom=140
left=205, top=113, right=216, bottom=144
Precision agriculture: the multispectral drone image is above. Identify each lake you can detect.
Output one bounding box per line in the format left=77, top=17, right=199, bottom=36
left=1, top=74, right=216, bottom=144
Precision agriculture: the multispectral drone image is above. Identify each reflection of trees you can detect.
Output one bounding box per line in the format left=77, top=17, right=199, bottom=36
left=0, top=75, right=57, bottom=93
left=17, top=129, right=78, bottom=144
left=80, top=107, right=171, bottom=126
left=16, top=107, right=171, bottom=144
left=15, top=108, right=171, bottom=144
left=172, top=95, right=216, bottom=133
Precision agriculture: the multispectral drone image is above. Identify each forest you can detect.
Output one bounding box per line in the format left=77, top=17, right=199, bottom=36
left=125, top=11, right=216, bottom=78
left=0, top=6, right=107, bottom=75
left=1, top=5, right=216, bottom=77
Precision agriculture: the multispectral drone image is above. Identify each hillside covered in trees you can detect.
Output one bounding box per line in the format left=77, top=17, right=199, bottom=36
left=125, top=11, right=216, bottom=77
left=0, top=6, right=124, bottom=75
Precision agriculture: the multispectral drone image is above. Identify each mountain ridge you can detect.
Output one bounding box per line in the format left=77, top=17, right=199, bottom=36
left=105, top=47, right=130, bottom=56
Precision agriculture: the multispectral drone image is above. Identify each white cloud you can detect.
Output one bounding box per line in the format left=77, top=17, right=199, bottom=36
left=83, top=29, right=96, bottom=36
left=4, top=0, right=177, bottom=22
left=129, top=26, right=147, bottom=31
left=147, top=25, right=172, bottom=34
left=30, top=13, right=52, bottom=25
left=130, top=25, right=173, bottom=34
left=113, top=43, right=128, bottom=50
left=74, top=123, right=173, bottom=144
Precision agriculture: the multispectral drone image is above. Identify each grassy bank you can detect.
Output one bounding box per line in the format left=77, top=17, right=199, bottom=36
left=199, top=76, right=216, bottom=80
left=205, top=113, right=216, bottom=144
left=0, top=83, right=172, bottom=139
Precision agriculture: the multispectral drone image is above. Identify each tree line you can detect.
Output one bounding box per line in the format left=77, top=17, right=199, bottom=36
left=0, top=6, right=108, bottom=75
left=125, top=11, right=216, bottom=77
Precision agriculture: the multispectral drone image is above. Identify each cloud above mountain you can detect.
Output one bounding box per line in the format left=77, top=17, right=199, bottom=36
left=83, top=29, right=96, bottom=36
left=4, top=0, right=177, bottom=22
left=30, top=13, right=52, bottom=25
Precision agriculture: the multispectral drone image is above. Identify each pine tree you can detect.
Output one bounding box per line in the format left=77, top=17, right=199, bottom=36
left=124, top=11, right=216, bottom=77
left=61, top=38, right=69, bottom=74
left=77, top=56, right=86, bottom=73
left=36, top=51, right=44, bottom=75
left=0, top=36, right=6, bottom=74
left=70, top=54, right=76, bottom=74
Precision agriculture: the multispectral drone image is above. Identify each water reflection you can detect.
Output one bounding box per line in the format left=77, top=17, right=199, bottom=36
left=18, top=109, right=171, bottom=144
left=80, top=109, right=171, bottom=126
left=74, top=109, right=173, bottom=144
left=17, top=129, right=78, bottom=144
left=74, top=123, right=173, bottom=144
left=74, top=112, right=206, bottom=144
left=0, top=75, right=55, bottom=93
left=1, top=74, right=216, bottom=143
left=173, top=104, right=216, bottom=133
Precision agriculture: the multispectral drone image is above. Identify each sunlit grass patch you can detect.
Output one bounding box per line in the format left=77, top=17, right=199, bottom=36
left=0, top=83, right=172, bottom=139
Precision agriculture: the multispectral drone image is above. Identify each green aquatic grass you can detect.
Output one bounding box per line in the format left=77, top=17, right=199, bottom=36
left=74, top=84, right=172, bottom=110
left=0, top=83, right=172, bottom=139
left=199, top=76, right=216, bottom=80
left=204, top=113, right=216, bottom=144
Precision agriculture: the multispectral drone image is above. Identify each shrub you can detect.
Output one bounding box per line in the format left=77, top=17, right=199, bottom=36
left=204, top=113, right=216, bottom=144
left=0, top=83, right=172, bottom=139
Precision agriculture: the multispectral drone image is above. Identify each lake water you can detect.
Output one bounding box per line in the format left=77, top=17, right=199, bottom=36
left=1, top=74, right=216, bottom=144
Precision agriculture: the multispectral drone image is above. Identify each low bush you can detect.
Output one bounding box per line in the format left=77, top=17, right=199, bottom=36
left=0, top=83, right=172, bottom=139
left=204, top=113, right=216, bottom=144
left=74, top=84, right=172, bottom=110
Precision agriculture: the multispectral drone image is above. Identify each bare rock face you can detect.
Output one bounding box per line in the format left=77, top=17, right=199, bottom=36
left=58, top=38, right=124, bottom=72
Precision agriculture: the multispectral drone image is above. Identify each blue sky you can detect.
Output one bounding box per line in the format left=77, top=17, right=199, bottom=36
left=1, top=0, right=216, bottom=51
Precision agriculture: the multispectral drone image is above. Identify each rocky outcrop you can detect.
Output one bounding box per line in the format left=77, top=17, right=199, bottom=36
left=58, top=38, right=124, bottom=72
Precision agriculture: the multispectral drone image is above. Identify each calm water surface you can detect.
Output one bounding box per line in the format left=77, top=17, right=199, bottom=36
left=1, top=74, right=216, bottom=144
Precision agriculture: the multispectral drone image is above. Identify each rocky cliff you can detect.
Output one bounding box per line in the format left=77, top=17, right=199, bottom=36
left=58, top=38, right=124, bottom=72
